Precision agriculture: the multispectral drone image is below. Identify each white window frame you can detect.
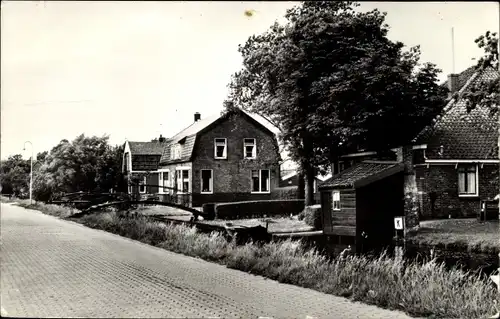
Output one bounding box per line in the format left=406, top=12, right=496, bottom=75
left=176, top=169, right=191, bottom=194
left=139, top=176, right=147, bottom=194
left=243, top=138, right=257, bottom=159
left=458, top=164, right=479, bottom=197
left=332, top=191, right=341, bottom=211
left=170, top=144, right=182, bottom=160
left=158, top=171, right=171, bottom=194
left=200, top=169, right=214, bottom=194
left=251, top=169, right=271, bottom=194
left=214, top=138, right=227, bottom=159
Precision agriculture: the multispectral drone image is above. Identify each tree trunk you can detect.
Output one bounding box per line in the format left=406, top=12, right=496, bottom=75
left=297, top=173, right=305, bottom=200
left=304, top=165, right=315, bottom=206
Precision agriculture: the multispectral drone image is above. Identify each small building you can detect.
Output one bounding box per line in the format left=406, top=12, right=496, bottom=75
left=123, top=138, right=169, bottom=196
left=319, top=161, right=405, bottom=254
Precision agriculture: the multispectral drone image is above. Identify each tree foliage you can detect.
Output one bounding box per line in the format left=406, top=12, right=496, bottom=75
left=460, top=31, right=499, bottom=113
left=226, top=1, right=448, bottom=204
left=0, top=155, right=31, bottom=197
left=31, top=134, right=126, bottom=201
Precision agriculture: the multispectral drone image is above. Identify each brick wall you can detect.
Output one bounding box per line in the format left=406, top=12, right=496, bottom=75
left=192, top=113, right=280, bottom=207
left=414, top=164, right=498, bottom=219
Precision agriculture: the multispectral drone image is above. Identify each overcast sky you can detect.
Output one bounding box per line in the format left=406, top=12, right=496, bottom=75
left=1, top=1, right=499, bottom=160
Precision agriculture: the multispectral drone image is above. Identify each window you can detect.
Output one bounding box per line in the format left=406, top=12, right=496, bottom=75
left=139, top=176, right=147, bottom=194
left=458, top=165, right=478, bottom=196
left=251, top=169, right=270, bottom=193
left=177, top=169, right=190, bottom=193
left=214, top=138, right=227, bottom=159
left=159, top=171, right=170, bottom=193
left=332, top=191, right=340, bottom=210
left=243, top=138, right=257, bottom=159
left=171, top=145, right=182, bottom=160
left=201, top=170, right=213, bottom=194
left=123, top=152, right=130, bottom=172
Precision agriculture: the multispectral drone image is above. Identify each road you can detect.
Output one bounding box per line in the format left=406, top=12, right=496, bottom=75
left=0, top=203, right=415, bottom=319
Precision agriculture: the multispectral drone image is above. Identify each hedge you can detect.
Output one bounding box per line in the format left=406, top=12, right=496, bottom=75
left=215, top=199, right=305, bottom=220
left=270, top=186, right=299, bottom=200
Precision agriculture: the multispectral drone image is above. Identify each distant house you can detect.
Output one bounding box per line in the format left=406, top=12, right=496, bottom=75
left=411, top=66, right=499, bottom=219
left=122, top=138, right=168, bottom=195
left=123, top=110, right=281, bottom=207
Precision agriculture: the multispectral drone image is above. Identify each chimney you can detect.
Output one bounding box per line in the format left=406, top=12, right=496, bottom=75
left=158, top=134, right=166, bottom=143
left=194, top=112, right=201, bottom=122
left=447, top=73, right=459, bottom=98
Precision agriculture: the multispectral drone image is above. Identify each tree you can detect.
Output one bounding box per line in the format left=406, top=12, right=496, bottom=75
left=459, top=31, right=499, bottom=113
left=0, top=155, right=30, bottom=197
left=32, top=134, right=127, bottom=201
left=226, top=1, right=447, bottom=205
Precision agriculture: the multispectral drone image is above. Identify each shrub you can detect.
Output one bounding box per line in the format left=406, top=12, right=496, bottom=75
left=302, top=205, right=322, bottom=229
left=271, top=186, right=298, bottom=200
left=215, top=199, right=305, bottom=220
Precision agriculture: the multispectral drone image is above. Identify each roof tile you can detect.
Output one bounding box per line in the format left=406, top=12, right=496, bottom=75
left=414, top=67, right=499, bottom=160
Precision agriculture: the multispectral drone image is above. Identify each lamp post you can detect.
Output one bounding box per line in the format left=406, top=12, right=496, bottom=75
left=23, top=141, right=33, bottom=205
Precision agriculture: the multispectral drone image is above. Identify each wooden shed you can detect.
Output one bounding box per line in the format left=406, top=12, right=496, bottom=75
left=319, top=161, right=405, bottom=254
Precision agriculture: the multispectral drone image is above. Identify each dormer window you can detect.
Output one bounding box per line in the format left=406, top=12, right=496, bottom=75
left=243, top=138, right=256, bottom=159
left=214, top=138, right=227, bottom=159
left=170, top=144, right=182, bottom=160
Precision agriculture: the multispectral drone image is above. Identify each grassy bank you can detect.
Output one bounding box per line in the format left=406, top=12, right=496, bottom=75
left=6, top=199, right=499, bottom=319
left=407, top=219, right=500, bottom=254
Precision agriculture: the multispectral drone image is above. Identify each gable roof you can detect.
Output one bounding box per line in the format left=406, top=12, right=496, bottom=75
left=319, top=161, right=404, bottom=189
left=128, top=141, right=168, bottom=156
left=413, top=66, right=499, bottom=160
left=159, top=109, right=277, bottom=165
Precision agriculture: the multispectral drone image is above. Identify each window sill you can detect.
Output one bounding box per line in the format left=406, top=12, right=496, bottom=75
left=459, top=194, right=479, bottom=198
left=244, top=157, right=256, bottom=160
left=214, top=157, right=227, bottom=160
left=201, top=191, right=213, bottom=194
left=332, top=208, right=341, bottom=211
left=251, top=191, right=271, bottom=194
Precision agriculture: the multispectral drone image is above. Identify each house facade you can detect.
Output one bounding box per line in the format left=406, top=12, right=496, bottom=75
left=124, top=110, right=281, bottom=207
left=122, top=138, right=168, bottom=197
left=411, top=67, right=499, bottom=219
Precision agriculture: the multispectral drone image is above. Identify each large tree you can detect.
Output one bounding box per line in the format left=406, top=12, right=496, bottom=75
left=226, top=1, right=447, bottom=205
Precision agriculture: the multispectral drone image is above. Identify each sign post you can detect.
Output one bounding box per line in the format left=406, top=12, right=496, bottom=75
left=393, top=217, right=405, bottom=259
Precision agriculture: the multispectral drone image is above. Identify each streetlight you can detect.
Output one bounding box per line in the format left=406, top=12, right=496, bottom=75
left=23, top=141, right=33, bottom=205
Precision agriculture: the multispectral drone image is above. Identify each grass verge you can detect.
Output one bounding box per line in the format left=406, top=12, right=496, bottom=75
left=8, top=200, right=500, bottom=319
left=407, top=219, right=500, bottom=254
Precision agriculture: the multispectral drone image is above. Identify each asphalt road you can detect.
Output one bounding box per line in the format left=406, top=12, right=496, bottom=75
left=0, top=203, right=416, bottom=319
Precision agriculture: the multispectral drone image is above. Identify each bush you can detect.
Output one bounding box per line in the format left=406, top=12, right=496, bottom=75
left=302, top=205, right=322, bottom=229
left=215, top=199, right=305, bottom=220
left=271, top=186, right=298, bottom=200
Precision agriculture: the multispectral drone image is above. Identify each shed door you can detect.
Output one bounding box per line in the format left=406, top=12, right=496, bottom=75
left=321, top=191, right=332, bottom=231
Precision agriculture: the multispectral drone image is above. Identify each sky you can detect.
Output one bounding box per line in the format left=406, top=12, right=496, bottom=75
left=1, top=1, right=499, bottom=160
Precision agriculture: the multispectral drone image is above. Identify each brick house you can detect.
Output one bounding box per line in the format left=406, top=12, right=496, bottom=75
left=411, top=66, right=499, bottom=219
left=124, top=110, right=281, bottom=207
left=122, top=138, right=168, bottom=196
